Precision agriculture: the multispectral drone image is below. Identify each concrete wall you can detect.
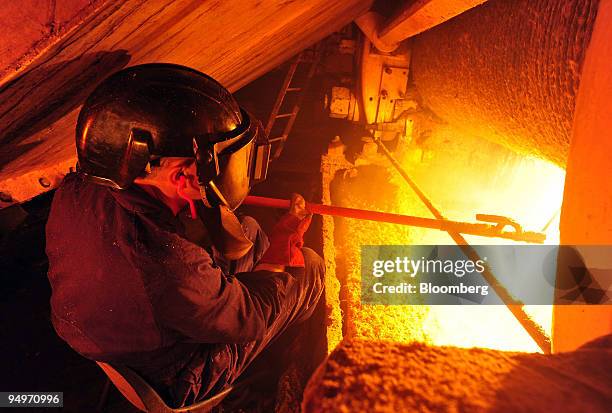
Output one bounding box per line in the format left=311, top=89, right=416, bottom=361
left=410, top=0, right=599, bottom=166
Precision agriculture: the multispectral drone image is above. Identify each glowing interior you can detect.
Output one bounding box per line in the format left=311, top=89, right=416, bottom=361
left=329, top=127, right=565, bottom=353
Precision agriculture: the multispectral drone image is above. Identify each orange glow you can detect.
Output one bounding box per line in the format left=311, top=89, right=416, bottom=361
left=330, top=129, right=565, bottom=353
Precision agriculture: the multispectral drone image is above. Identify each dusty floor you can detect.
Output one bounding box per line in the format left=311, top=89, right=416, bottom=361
left=302, top=338, right=612, bottom=413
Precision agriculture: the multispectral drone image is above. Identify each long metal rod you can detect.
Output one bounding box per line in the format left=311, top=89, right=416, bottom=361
left=374, top=137, right=552, bottom=354
left=243, top=196, right=545, bottom=243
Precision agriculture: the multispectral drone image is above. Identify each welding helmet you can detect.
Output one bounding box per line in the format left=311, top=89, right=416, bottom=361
left=75, top=63, right=270, bottom=210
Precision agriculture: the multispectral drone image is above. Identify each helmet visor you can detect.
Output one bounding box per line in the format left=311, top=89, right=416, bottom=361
left=195, top=110, right=270, bottom=210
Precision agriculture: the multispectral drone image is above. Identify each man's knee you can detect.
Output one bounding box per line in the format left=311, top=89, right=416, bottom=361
left=302, top=247, right=325, bottom=280
left=239, top=215, right=262, bottom=240
left=239, top=215, right=269, bottom=251
left=298, top=247, right=325, bottom=315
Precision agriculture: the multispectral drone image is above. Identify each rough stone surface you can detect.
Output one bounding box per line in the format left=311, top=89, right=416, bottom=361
left=410, top=0, right=599, bottom=166
left=303, top=339, right=612, bottom=413
left=0, top=0, right=104, bottom=84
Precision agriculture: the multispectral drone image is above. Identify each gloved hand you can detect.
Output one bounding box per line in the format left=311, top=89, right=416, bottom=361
left=259, top=194, right=312, bottom=267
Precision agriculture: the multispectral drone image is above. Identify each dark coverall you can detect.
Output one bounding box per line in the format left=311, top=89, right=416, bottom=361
left=46, top=173, right=325, bottom=407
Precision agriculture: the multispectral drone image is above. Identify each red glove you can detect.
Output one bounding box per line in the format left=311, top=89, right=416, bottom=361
left=259, top=195, right=312, bottom=267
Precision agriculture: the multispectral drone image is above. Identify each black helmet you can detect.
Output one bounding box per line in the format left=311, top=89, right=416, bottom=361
left=75, top=63, right=270, bottom=210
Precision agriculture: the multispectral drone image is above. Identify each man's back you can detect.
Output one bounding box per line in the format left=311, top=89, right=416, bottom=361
left=47, top=173, right=325, bottom=407
left=47, top=173, right=166, bottom=358
left=44, top=65, right=325, bottom=408
left=46, top=173, right=282, bottom=403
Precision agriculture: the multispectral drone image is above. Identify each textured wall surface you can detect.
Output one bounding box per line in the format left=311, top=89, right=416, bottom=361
left=410, top=0, right=599, bottom=166
left=303, top=339, right=612, bottom=413
left=0, top=0, right=104, bottom=84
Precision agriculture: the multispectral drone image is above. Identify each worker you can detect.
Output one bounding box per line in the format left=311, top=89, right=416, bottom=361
left=45, top=64, right=325, bottom=407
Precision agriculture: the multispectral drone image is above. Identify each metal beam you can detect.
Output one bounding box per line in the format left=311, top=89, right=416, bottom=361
left=379, top=0, right=488, bottom=44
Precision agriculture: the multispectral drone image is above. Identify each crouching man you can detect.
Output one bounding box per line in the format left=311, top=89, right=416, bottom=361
left=45, top=64, right=325, bottom=407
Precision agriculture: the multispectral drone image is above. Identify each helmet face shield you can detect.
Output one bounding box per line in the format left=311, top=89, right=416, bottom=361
left=195, top=110, right=270, bottom=210
left=75, top=63, right=270, bottom=204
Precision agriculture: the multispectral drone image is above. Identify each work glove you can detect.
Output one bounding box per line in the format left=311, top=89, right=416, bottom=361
left=259, top=194, right=312, bottom=267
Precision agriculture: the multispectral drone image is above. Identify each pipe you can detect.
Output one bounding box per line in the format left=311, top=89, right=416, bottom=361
left=354, top=12, right=399, bottom=53
left=355, top=1, right=489, bottom=53
left=243, top=196, right=545, bottom=243
left=378, top=0, right=488, bottom=44
left=373, top=136, right=552, bottom=354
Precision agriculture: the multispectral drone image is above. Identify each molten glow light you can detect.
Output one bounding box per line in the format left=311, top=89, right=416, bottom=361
left=331, top=133, right=565, bottom=353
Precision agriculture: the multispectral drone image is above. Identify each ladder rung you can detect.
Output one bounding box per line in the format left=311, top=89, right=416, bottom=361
left=275, top=113, right=293, bottom=119
left=286, top=87, right=302, bottom=92
left=298, top=54, right=316, bottom=63
left=269, top=136, right=287, bottom=142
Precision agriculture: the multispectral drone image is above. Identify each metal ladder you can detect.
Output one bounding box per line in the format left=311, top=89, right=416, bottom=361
left=265, top=48, right=320, bottom=160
